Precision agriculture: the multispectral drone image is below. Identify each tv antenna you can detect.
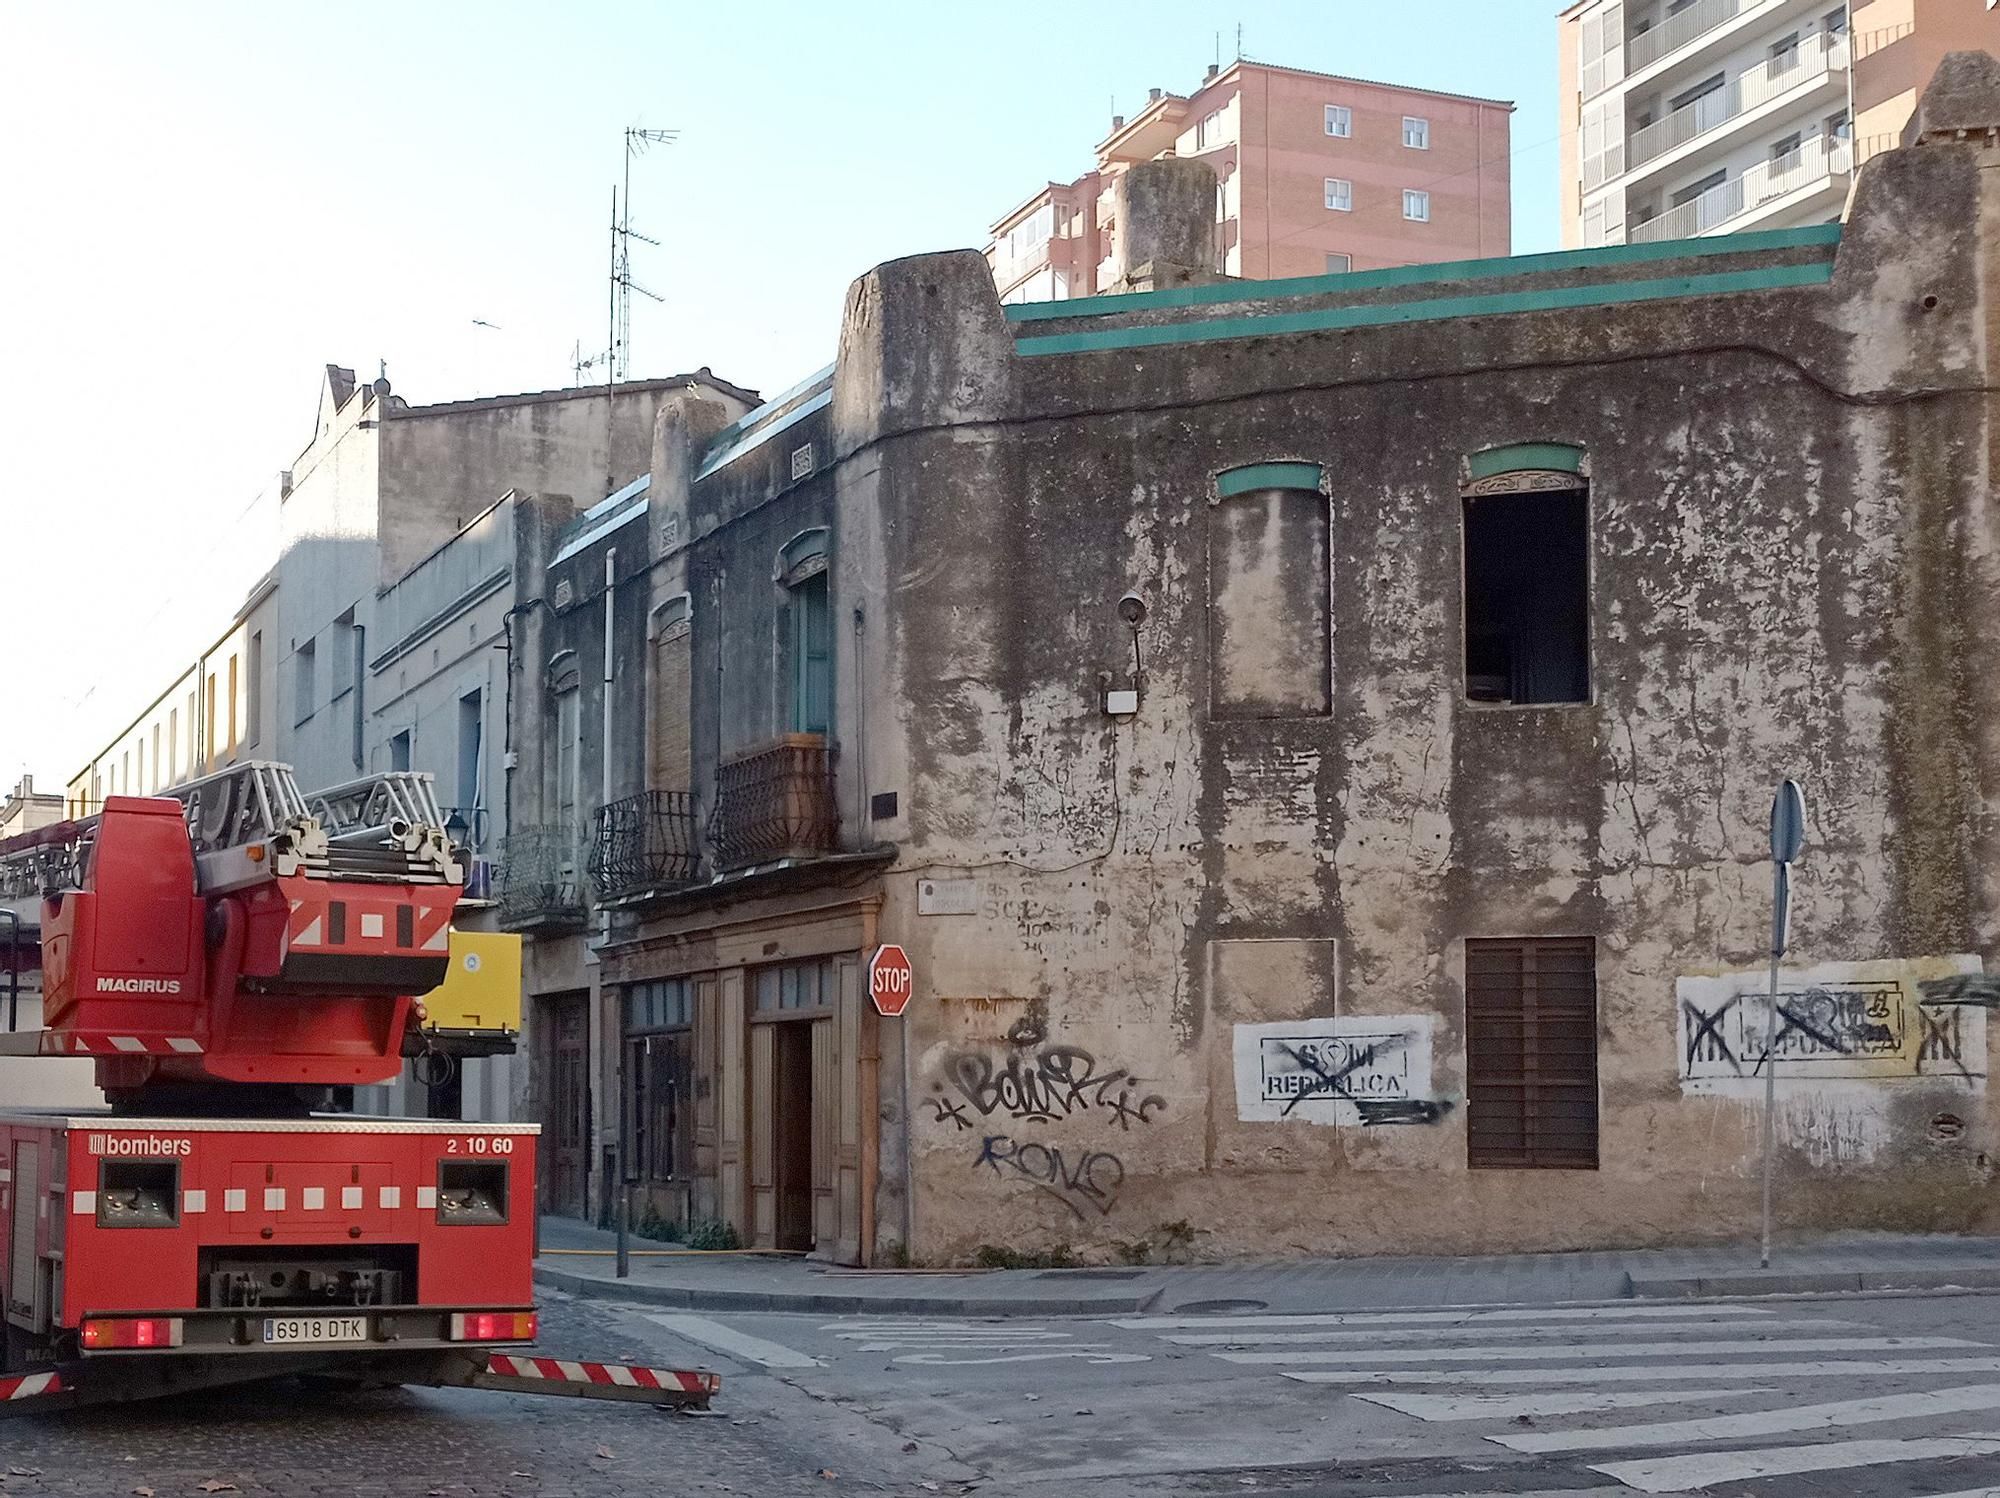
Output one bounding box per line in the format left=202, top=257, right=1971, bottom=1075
left=608, top=126, right=679, bottom=382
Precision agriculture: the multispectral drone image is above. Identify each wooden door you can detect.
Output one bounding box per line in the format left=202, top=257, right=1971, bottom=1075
left=537, top=992, right=592, bottom=1216
left=773, top=1022, right=815, bottom=1252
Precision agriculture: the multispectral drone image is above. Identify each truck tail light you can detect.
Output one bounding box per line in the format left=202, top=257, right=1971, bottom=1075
left=80, top=1316, right=183, bottom=1350
left=449, top=1311, right=537, bottom=1342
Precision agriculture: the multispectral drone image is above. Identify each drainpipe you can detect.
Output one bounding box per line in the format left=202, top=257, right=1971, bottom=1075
left=604, top=548, right=629, bottom=1279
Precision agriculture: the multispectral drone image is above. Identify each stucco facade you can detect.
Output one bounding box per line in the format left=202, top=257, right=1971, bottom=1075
left=513, top=53, right=2000, bottom=1263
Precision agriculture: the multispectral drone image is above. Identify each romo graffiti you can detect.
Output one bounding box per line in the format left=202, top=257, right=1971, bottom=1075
left=1676, top=957, right=1987, bottom=1094
left=940, top=1045, right=1166, bottom=1131
left=974, top=1134, right=1125, bottom=1220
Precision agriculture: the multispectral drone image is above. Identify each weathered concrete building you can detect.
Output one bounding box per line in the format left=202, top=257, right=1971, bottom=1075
left=515, top=54, right=2000, bottom=1262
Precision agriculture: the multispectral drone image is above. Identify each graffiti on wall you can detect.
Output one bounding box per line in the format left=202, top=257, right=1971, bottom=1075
left=930, top=1035, right=1164, bottom=1218
left=1231, top=1015, right=1443, bottom=1126
left=935, top=1044, right=1167, bottom=1132
left=973, top=1135, right=1126, bottom=1220
left=1676, top=956, right=1987, bottom=1096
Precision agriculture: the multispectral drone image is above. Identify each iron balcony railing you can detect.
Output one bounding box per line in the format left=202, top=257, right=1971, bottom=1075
left=707, top=734, right=839, bottom=871
left=1627, top=32, right=1848, bottom=172
left=495, top=824, right=588, bottom=929
left=589, top=790, right=700, bottom=899
left=1629, top=134, right=1852, bottom=243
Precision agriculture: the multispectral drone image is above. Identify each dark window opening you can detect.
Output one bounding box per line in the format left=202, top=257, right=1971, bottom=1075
left=1462, top=486, right=1590, bottom=706
left=1466, top=936, right=1600, bottom=1170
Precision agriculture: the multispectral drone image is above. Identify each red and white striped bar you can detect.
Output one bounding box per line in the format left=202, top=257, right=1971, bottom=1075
left=1, top=1371, right=63, bottom=1402
left=57, top=1033, right=204, bottom=1056
left=484, top=1353, right=717, bottom=1397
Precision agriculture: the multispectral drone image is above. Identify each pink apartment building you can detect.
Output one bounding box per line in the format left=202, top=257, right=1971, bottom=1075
left=985, top=58, right=1515, bottom=301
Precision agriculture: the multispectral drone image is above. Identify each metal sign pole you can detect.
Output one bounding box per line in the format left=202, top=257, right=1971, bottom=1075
left=1760, top=863, right=1786, bottom=1270
left=1761, top=780, right=1806, bottom=1270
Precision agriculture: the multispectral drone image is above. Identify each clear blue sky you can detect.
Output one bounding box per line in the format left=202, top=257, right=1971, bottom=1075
left=0, top=0, right=1563, bottom=789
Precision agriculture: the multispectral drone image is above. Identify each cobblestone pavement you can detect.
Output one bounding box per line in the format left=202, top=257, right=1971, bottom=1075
left=0, top=1298, right=864, bottom=1498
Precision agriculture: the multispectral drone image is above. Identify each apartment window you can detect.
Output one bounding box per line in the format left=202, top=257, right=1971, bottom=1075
left=1324, top=103, right=1352, bottom=138
left=1462, top=446, right=1591, bottom=706
left=1209, top=463, right=1331, bottom=719
left=121, top=752, right=130, bottom=797
left=1822, top=5, right=1846, bottom=32
left=1671, top=167, right=1726, bottom=207
left=778, top=531, right=832, bottom=736
left=549, top=652, right=581, bottom=834
left=294, top=637, right=316, bottom=724
left=1324, top=252, right=1352, bottom=274
left=168, top=707, right=178, bottom=781
left=245, top=631, right=262, bottom=746
left=1671, top=72, right=1725, bottom=112
left=226, top=653, right=239, bottom=758
left=389, top=730, right=412, bottom=773
left=1466, top=937, right=1599, bottom=1169
left=151, top=727, right=161, bottom=790
left=1770, top=132, right=1803, bottom=165
left=1402, top=115, right=1430, bottom=150
left=457, top=690, right=483, bottom=815
left=136, top=741, right=145, bottom=796
left=205, top=674, right=218, bottom=767
left=1767, top=31, right=1800, bottom=72
left=1825, top=108, right=1851, bottom=140
left=332, top=608, right=356, bottom=698
left=1403, top=189, right=1430, bottom=222
left=753, top=957, right=836, bottom=1014
left=1195, top=110, right=1222, bottom=149
left=1324, top=178, right=1352, bottom=212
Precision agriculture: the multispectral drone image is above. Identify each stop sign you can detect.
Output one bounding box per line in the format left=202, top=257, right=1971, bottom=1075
left=868, top=944, right=914, bottom=1017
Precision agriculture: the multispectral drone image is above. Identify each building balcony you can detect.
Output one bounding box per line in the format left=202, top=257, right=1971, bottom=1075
left=1625, top=31, right=1848, bottom=182
left=707, top=734, right=839, bottom=872
left=1629, top=134, right=1851, bottom=243
left=589, top=789, right=700, bottom=902
left=1628, top=0, right=1769, bottom=75
left=494, top=824, right=589, bottom=933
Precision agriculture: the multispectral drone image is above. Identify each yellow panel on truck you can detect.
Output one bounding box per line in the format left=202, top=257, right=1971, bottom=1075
left=420, top=931, right=522, bottom=1048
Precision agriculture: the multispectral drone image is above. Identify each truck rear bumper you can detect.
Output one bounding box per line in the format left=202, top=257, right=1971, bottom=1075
left=73, top=1303, right=535, bottom=1357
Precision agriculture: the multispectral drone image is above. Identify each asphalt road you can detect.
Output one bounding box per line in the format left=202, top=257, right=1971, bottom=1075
left=15, top=1291, right=2000, bottom=1496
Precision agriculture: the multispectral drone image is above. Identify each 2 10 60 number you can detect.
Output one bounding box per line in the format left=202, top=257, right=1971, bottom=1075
left=445, top=1137, right=515, bottom=1155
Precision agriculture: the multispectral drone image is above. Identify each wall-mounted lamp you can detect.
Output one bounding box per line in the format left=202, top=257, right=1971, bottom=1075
left=1101, top=592, right=1147, bottom=718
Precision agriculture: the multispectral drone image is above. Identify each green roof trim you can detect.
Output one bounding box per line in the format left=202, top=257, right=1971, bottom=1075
left=1004, top=223, right=1842, bottom=325
left=1217, top=462, right=1324, bottom=497
left=1015, top=261, right=1836, bottom=358
left=1468, top=443, right=1585, bottom=479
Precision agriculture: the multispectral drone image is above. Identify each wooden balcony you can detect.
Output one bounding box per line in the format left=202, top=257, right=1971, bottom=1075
left=707, top=734, right=839, bottom=871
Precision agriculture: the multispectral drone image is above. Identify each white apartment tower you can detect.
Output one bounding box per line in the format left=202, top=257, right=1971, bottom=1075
left=1560, top=0, right=1857, bottom=246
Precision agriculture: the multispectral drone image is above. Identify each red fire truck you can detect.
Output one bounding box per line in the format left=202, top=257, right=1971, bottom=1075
left=0, top=764, right=714, bottom=1415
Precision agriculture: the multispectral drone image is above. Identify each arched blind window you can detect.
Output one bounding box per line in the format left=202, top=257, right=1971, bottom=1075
left=1209, top=462, right=1331, bottom=719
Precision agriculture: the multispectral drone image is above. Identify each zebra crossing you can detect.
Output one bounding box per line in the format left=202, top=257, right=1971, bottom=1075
left=1109, top=1301, right=2000, bottom=1493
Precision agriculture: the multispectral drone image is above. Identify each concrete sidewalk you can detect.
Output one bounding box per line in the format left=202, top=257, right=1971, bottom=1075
left=533, top=1216, right=2000, bottom=1316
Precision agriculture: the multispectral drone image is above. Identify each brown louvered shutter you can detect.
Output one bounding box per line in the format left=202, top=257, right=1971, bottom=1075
left=1466, top=937, right=1600, bottom=1169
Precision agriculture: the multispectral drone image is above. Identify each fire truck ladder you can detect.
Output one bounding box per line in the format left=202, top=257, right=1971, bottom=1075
left=307, top=771, right=463, bottom=886
left=0, top=764, right=459, bottom=901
